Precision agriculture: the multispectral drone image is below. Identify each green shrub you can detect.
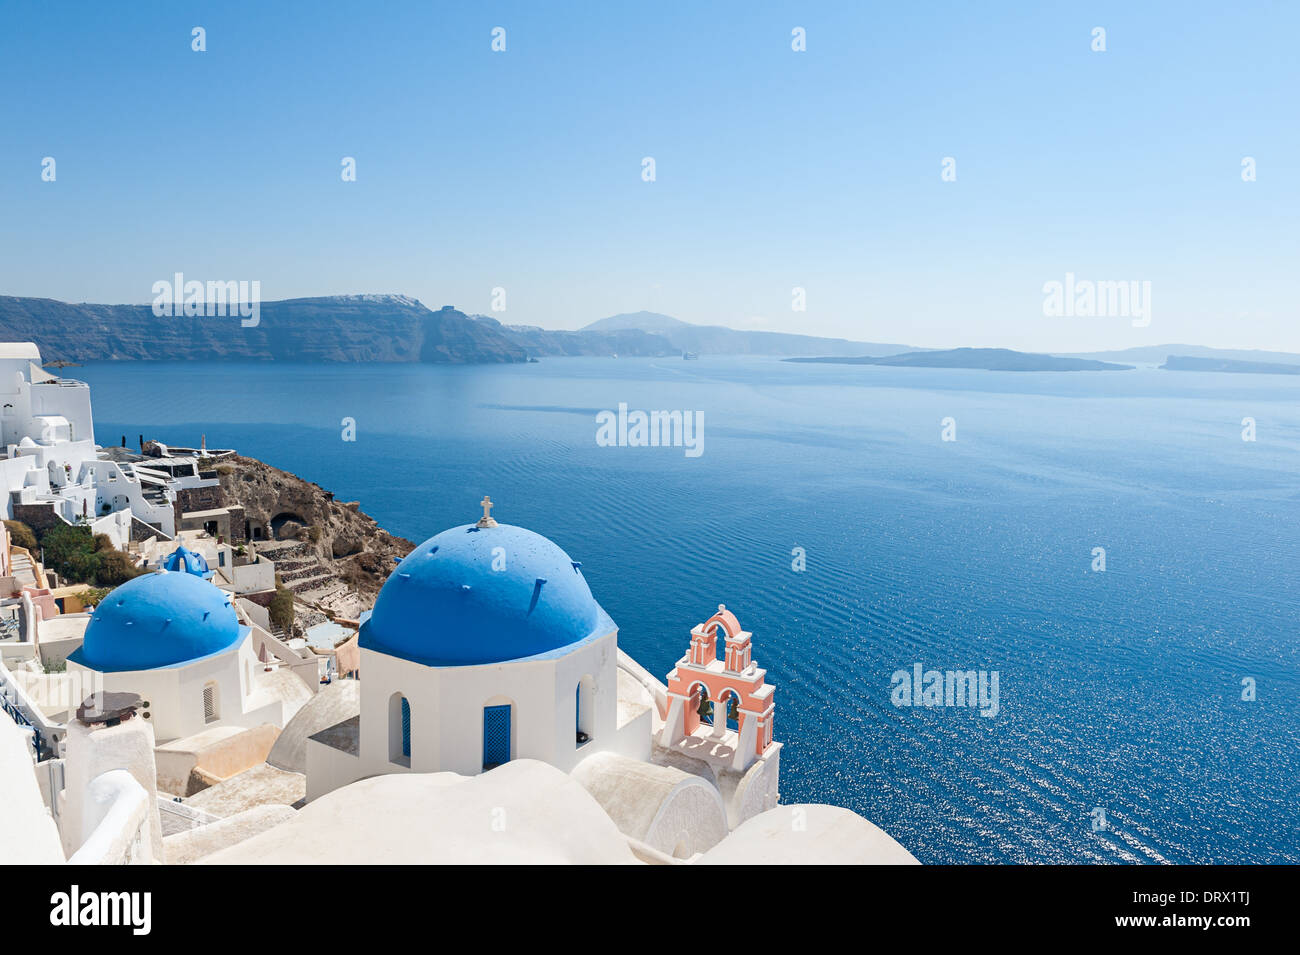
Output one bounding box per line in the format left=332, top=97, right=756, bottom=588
left=36, top=524, right=143, bottom=587
left=74, top=586, right=113, bottom=607
left=268, top=586, right=295, bottom=632
left=38, top=524, right=99, bottom=584
left=95, top=550, right=142, bottom=587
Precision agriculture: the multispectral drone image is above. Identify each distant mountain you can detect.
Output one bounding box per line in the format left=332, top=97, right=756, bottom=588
left=582, top=311, right=918, bottom=358
left=1060, top=344, right=1300, bottom=366
left=584, top=312, right=693, bottom=335
left=0, top=295, right=527, bottom=363
left=20, top=294, right=1285, bottom=369
left=1160, top=355, right=1300, bottom=376
left=470, top=315, right=676, bottom=357
left=1, top=295, right=913, bottom=362
left=787, top=348, right=1134, bottom=372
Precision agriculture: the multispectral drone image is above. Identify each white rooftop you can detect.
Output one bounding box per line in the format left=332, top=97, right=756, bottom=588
left=0, top=343, right=41, bottom=361
left=200, top=760, right=639, bottom=864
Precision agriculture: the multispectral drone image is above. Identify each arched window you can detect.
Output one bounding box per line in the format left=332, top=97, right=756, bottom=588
left=718, top=689, right=742, bottom=731
left=690, top=682, right=712, bottom=725
left=389, top=693, right=411, bottom=766
left=202, top=682, right=219, bottom=723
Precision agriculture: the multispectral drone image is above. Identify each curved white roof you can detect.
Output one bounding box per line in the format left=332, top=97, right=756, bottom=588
left=0, top=342, right=41, bottom=361
left=199, top=760, right=639, bottom=864
left=572, top=751, right=728, bottom=856
left=699, top=804, right=921, bottom=865
left=267, top=679, right=360, bottom=774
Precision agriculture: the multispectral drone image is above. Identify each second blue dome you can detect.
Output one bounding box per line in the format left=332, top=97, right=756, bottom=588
left=69, top=571, right=245, bottom=672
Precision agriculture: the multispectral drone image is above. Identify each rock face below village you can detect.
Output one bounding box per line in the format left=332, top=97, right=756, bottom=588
left=216, top=454, right=413, bottom=621
left=0, top=295, right=527, bottom=363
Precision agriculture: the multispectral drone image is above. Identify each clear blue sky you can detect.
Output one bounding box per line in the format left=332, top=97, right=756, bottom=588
left=1, top=1, right=1296, bottom=351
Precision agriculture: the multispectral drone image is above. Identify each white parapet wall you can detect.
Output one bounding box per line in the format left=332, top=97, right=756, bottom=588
left=65, top=769, right=153, bottom=864
left=62, top=715, right=163, bottom=861
left=0, top=716, right=64, bottom=863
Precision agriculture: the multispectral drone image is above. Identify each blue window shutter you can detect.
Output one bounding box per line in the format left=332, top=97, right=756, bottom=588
left=401, top=697, right=411, bottom=758
left=483, top=704, right=511, bottom=769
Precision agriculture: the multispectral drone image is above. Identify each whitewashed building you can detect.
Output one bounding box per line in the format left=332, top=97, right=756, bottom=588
left=306, top=501, right=652, bottom=798
left=65, top=569, right=306, bottom=744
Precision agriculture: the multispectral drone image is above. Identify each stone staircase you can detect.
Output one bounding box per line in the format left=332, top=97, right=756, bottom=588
left=255, top=540, right=336, bottom=597
left=250, top=539, right=367, bottom=619
left=11, top=550, right=39, bottom=590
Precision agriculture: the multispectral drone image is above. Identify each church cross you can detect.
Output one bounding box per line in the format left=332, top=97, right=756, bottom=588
left=477, top=495, right=498, bottom=527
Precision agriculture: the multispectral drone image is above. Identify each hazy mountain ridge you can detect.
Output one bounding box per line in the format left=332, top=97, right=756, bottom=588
left=0, top=296, right=917, bottom=362
left=582, top=311, right=919, bottom=357
left=1160, top=355, right=1300, bottom=376
left=470, top=314, right=677, bottom=357
left=787, top=348, right=1134, bottom=372
left=9, top=294, right=1297, bottom=366
left=1060, top=344, right=1300, bottom=366
left=0, top=295, right=526, bottom=363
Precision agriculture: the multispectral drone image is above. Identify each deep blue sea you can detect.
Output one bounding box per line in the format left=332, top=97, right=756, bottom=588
left=74, top=356, right=1299, bottom=864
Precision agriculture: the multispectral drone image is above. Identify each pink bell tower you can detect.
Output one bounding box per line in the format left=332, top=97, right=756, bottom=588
left=660, top=605, right=776, bottom=772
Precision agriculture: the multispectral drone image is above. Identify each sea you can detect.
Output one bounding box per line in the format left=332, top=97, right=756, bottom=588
left=72, top=356, right=1300, bottom=864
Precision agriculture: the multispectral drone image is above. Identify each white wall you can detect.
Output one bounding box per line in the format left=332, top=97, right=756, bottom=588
left=229, top=556, right=274, bottom=593
left=0, top=717, right=64, bottom=862
left=305, top=733, right=362, bottom=802
left=61, top=714, right=162, bottom=861
left=31, top=378, right=93, bottom=444
left=66, top=634, right=292, bottom=745
left=309, top=628, right=626, bottom=801
left=88, top=510, right=132, bottom=551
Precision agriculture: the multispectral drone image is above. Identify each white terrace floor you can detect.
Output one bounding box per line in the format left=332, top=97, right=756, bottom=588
left=668, top=723, right=741, bottom=771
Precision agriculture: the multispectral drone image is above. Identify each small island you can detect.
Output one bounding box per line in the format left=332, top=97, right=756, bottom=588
left=785, top=347, right=1134, bottom=372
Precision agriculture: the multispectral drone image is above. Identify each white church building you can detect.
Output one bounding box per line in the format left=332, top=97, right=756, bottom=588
left=307, top=499, right=652, bottom=798
left=65, top=560, right=306, bottom=745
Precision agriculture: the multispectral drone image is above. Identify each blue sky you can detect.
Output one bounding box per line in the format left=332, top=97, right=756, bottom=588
left=1, top=1, right=1296, bottom=351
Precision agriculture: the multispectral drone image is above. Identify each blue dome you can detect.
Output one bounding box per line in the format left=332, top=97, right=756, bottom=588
left=68, top=571, right=246, bottom=673
left=161, top=546, right=213, bottom=579
left=360, top=523, right=608, bottom=666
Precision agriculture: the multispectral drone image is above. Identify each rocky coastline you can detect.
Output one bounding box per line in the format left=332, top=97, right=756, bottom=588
left=213, top=453, right=413, bottom=623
